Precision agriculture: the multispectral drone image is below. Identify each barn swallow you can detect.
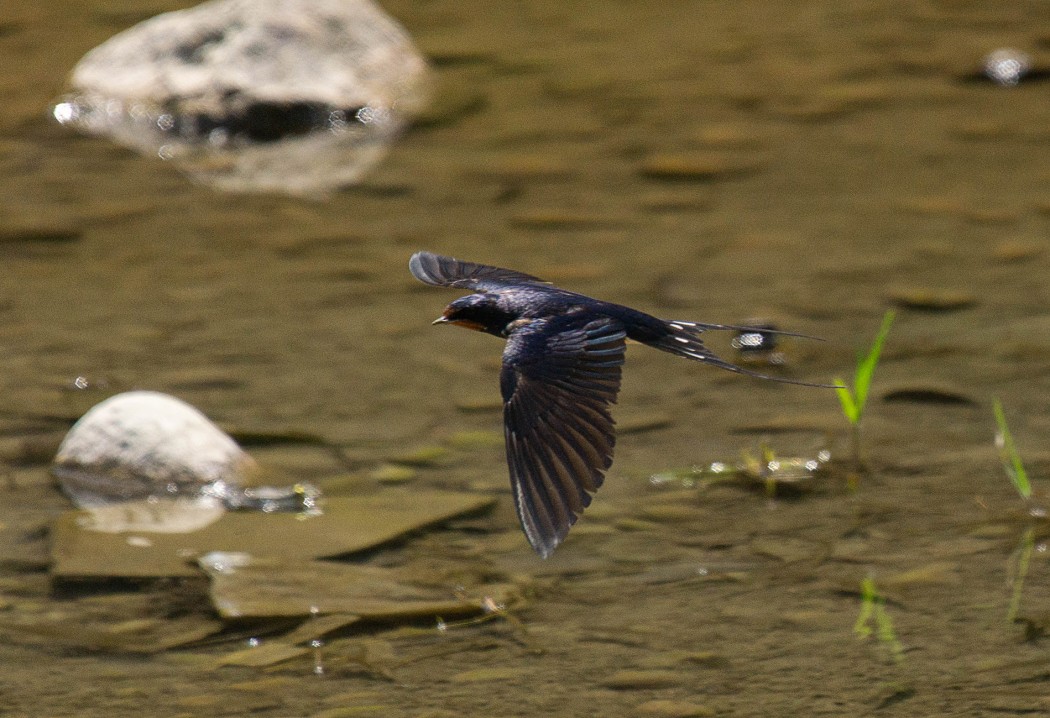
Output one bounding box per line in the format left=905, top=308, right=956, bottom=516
left=410, top=251, right=833, bottom=558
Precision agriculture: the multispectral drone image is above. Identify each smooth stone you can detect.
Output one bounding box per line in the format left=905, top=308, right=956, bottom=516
left=55, top=0, right=430, bottom=195
left=52, top=391, right=257, bottom=508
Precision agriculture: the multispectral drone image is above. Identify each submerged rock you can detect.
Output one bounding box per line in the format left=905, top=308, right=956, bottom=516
left=52, top=0, right=430, bottom=195
left=51, top=492, right=497, bottom=578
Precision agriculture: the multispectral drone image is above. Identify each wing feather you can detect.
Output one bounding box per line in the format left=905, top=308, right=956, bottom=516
left=409, top=251, right=549, bottom=292
left=500, top=314, right=626, bottom=557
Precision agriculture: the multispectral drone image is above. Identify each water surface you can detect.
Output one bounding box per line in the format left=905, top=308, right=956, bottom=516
left=1, top=1, right=1049, bottom=715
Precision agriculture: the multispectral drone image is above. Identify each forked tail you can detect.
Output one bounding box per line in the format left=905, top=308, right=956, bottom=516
left=650, top=320, right=840, bottom=388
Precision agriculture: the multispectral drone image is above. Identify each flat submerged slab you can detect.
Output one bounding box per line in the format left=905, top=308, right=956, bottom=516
left=51, top=490, right=495, bottom=578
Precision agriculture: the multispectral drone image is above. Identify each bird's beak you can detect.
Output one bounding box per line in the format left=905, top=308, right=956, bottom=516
left=432, top=316, right=449, bottom=325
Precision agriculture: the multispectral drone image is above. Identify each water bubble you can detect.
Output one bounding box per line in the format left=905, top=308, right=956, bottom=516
left=53, top=101, right=79, bottom=125
left=310, top=638, right=325, bottom=676
left=984, top=48, right=1031, bottom=86
left=199, top=550, right=253, bottom=574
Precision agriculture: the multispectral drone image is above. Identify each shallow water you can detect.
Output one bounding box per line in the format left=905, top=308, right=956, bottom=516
left=2, top=0, right=1050, bottom=715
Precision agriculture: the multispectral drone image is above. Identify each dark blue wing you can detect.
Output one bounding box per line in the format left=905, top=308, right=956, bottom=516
left=500, top=314, right=626, bottom=558
left=409, top=251, right=550, bottom=292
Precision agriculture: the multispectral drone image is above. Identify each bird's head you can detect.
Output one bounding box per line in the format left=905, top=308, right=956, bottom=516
left=433, top=294, right=512, bottom=336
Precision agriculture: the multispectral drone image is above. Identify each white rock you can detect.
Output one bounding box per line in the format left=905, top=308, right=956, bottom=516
left=53, top=391, right=256, bottom=508
left=53, top=0, right=430, bottom=194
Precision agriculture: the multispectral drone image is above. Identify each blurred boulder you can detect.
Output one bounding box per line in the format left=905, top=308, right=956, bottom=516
left=53, top=0, right=430, bottom=195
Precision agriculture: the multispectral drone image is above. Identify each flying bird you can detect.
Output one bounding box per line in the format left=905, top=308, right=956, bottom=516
left=409, top=250, right=831, bottom=558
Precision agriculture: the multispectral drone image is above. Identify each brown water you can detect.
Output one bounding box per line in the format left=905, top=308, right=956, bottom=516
left=2, top=0, right=1050, bottom=715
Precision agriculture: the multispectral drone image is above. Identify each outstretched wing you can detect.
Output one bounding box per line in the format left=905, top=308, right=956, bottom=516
left=409, top=251, right=549, bottom=292
left=500, top=314, right=626, bottom=558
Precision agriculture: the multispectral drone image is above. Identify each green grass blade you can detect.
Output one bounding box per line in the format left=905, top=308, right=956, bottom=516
left=835, top=377, right=859, bottom=424
left=993, top=398, right=1031, bottom=500
left=853, top=310, right=895, bottom=415
left=853, top=575, right=876, bottom=638
left=1007, top=527, right=1035, bottom=622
